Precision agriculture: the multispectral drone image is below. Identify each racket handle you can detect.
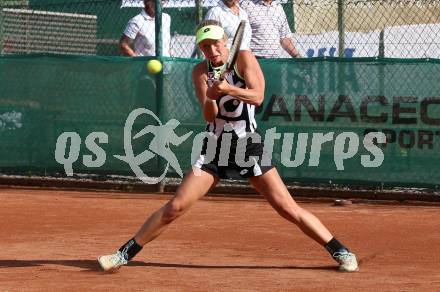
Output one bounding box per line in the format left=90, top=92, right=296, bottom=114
left=218, top=70, right=227, bottom=81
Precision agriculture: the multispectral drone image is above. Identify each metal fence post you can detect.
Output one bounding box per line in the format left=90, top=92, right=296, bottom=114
left=337, top=0, right=346, bottom=94
left=195, top=0, right=203, bottom=58
left=337, top=0, right=345, bottom=58
left=379, top=29, right=385, bottom=96
left=155, top=0, right=162, bottom=57
left=155, top=0, right=165, bottom=192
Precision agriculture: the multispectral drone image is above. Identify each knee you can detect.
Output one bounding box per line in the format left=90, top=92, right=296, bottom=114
left=161, top=199, right=186, bottom=224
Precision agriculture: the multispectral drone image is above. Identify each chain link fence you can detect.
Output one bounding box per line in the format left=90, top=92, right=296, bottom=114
left=1, top=0, right=439, bottom=58
left=1, top=0, right=440, bottom=191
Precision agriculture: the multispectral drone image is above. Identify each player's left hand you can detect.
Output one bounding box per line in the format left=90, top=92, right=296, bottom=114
left=207, top=79, right=229, bottom=100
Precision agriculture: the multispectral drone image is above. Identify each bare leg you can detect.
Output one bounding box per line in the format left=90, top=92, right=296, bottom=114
left=249, top=168, right=332, bottom=245
left=134, top=168, right=218, bottom=246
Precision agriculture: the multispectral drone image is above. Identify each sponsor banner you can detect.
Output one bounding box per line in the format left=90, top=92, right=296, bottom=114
left=1, top=56, right=439, bottom=187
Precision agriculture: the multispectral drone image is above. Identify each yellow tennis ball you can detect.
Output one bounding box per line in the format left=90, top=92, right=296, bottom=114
left=147, top=59, right=162, bottom=74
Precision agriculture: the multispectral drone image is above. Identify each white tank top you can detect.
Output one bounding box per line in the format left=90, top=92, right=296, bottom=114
left=206, top=61, right=257, bottom=139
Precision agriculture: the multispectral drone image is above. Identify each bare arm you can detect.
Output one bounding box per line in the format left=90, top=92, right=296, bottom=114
left=280, top=37, right=301, bottom=58
left=277, top=4, right=300, bottom=58
left=210, top=50, right=265, bottom=106
left=192, top=62, right=218, bottom=122
left=119, top=35, right=136, bottom=57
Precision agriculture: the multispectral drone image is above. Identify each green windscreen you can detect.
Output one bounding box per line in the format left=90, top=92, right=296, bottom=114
left=1, top=55, right=439, bottom=188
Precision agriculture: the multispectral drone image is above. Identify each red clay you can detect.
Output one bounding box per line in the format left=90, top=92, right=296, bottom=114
left=0, top=188, right=439, bottom=291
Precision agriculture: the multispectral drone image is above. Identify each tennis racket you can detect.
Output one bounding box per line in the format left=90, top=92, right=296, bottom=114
left=220, top=20, right=246, bottom=80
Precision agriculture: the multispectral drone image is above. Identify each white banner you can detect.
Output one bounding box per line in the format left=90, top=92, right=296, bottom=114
left=288, top=30, right=380, bottom=58
left=121, top=0, right=288, bottom=8
left=384, top=24, right=440, bottom=58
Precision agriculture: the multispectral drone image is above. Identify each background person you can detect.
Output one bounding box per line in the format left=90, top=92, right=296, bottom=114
left=241, top=0, right=300, bottom=58
left=119, top=0, right=171, bottom=56
left=204, top=0, right=252, bottom=50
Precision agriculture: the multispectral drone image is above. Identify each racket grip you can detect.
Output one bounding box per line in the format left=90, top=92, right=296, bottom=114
left=218, top=70, right=227, bottom=81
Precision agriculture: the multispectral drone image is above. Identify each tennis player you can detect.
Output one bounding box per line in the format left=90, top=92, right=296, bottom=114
left=98, top=20, right=359, bottom=273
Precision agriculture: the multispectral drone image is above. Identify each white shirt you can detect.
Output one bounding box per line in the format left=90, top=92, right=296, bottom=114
left=123, top=9, right=171, bottom=57
left=204, top=1, right=252, bottom=50
left=241, top=0, right=292, bottom=58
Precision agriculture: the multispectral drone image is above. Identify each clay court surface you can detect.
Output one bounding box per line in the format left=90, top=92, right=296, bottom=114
left=1, top=188, right=439, bottom=292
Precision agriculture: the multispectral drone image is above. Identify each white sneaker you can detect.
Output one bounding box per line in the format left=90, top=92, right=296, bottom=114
left=98, top=251, right=128, bottom=272
left=333, top=251, right=359, bottom=272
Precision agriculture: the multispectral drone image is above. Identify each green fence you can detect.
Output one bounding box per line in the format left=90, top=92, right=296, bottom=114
left=1, top=0, right=439, bottom=188
left=1, top=0, right=439, bottom=58
left=1, top=55, right=439, bottom=188
left=0, top=54, right=160, bottom=177
left=160, top=56, right=440, bottom=187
